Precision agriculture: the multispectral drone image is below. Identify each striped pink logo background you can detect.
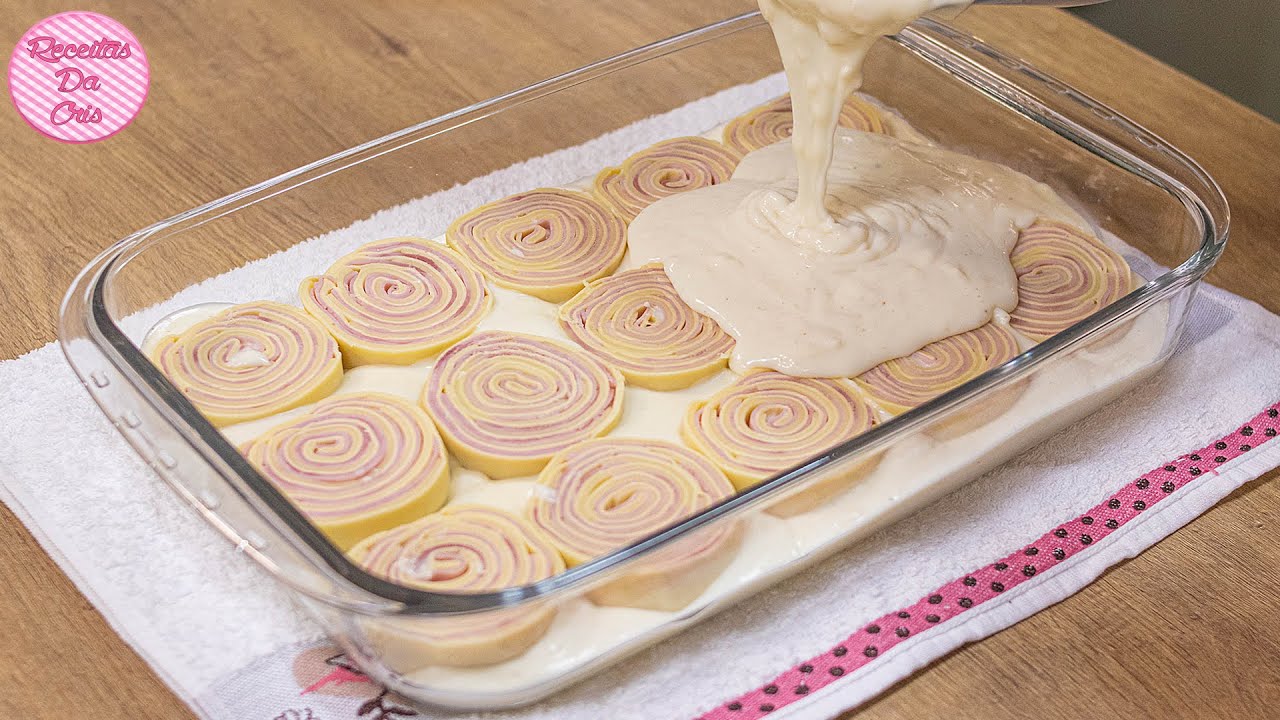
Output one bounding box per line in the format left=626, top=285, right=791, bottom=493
left=8, top=11, right=149, bottom=143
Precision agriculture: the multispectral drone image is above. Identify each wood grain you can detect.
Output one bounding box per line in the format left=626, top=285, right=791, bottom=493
left=1, top=2, right=1278, bottom=719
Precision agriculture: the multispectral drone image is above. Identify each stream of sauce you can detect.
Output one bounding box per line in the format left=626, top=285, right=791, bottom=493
left=625, top=0, right=1108, bottom=378
left=758, top=0, right=957, bottom=250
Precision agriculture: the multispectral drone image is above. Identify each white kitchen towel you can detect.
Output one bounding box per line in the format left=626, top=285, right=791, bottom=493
left=2, top=73, right=1278, bottom=720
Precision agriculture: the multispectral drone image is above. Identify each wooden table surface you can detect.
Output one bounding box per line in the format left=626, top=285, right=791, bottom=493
left=3, top=2, right=1279, bottom=718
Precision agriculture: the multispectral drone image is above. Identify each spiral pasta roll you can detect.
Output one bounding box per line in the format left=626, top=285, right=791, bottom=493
left=299, top=237, right=491, bottom=366
left=445, top=189, right=627, bottom=303
left=558, top=265, right=733, bottom=391
left=722, top=93, right=889, bottom=155
left=528, top=438, right=741, bottom=611
left=682, top=371, right=880, bottom=513
left=853, top=323, right=1022, bottom=414
left=242, top=393, right=450, bottom=550
left=421, top=331, right=624, bottom=479
left=593, top=136, right=740, bottom=222
left=350, top=505, right=565, bottom=667
left=150, top=302, right=343, bottom=427
left=1009, top=220, right=1134, bottom=341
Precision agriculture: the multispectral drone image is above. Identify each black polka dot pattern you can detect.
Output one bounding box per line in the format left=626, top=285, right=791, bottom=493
left=717, top=410, right=1280, bottom=720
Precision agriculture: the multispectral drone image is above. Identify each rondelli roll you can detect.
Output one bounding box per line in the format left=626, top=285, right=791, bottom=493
left=349, top=504, right=565, bottom=667
left=722, top=93, right=888, bottom=155
left=853, top=323, right=1022, bottom=415
left=683, top=371, right=878, bottom=489
left=150, top=301, right=343, bottom=427
left=558, top=264, right=734, bottom=391
left=1009, top=220, right=1133, bottom=341
left=421, top=331, right=625, bottom=479
left=242, top=393, right=450, bottom=551
left=593, top=136, right=740, bottom=222
left=682, top=371, right=881, bottom=516
left=528, top=438, right=741, bottom=611
left=300, top=237, right=491, bottom=366
left=446, top=188, right=627, bottom=303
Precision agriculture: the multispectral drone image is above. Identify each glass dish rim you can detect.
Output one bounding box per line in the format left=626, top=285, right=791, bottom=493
left=61, top=11, right=1230, bottom=617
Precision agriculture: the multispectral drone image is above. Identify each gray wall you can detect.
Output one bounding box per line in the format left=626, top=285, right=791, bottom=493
left=1073, top=0, right=1280, bottom=120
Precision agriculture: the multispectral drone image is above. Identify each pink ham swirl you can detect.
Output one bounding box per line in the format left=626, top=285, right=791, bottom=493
left=350, top=504, right=565, bottom=667
left=300, top=237, right=491, bottom=366
left=243, top=393, right=449, bottom=550
left=527, top=438, right=740, bottom=610
left=150, top=301, right=342, bottom=427
left=722, top=93, right=889, bottom=155
left=682, top=371, right=878, bottom=490
left=558, top=264, right=734, bottom=391
left=528, top=438, right=737, bottom=566
left=593, top=136, right=740, bottom=222
left=1009, top=220, right=1133, bottom=341
left=853, top=323, right=1022, bottom=414
left=352, top=504, right=563, bottom=592
left=446, top=188, right=627, bottom=303
left=421, top=331, right=624, bottom=479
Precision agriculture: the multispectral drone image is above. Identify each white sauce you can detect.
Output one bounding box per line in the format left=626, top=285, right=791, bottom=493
left=759, top=0, right=967, bottom=243
left=629, top=0, right=1112, bottom=379
left=628, top=131, right=1086, bottom=376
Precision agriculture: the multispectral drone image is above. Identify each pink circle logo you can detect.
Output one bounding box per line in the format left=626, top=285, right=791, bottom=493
left=8, top=11, right=149, bottom=144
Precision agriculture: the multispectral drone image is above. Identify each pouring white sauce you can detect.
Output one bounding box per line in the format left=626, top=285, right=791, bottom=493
left=758, top=0, right=960, bottom=248
left=628, top=130, right=1086, bottom=377
left=625, top=0, right=1106, bottom=378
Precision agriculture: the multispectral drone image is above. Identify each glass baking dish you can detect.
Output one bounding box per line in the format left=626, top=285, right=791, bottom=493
left=58, top=10, right=1227, bottom=711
